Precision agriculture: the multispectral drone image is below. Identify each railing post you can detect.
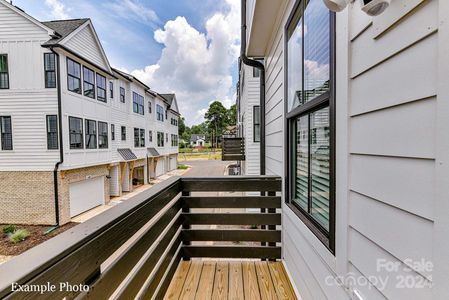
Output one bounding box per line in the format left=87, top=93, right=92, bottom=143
left=268, top=191, right=277, bottom=261
left=182, top=191, right=191, bottom=261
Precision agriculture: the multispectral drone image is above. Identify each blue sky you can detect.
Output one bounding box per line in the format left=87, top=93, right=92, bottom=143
left=12, top=0, right=240, bottom=126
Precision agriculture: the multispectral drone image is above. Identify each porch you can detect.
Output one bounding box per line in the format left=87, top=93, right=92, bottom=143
left=0, top=176, right=297, bottom=299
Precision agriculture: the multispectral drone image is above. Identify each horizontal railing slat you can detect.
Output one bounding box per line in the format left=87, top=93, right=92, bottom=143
left=181, top=176, right=282, bottom=192
left=182, top=196, right=281, bottom=209
left=0, top=177, right=182, bottom=300
left=181, top=229, right=281, bottom=242
left=182, top=213, right=281, bottom=225
left=82, top=200, right=182, bottom=299
left=116, top=219, right=183, bottom=299
left=182, top=246, right=281, bottom=259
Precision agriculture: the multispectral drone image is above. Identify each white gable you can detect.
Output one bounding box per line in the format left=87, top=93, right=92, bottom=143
left=170, top=96, right=180, bottom=114
left=62, top=23, right=110, bottom=71
left=0, top=1, right=53, bottom=40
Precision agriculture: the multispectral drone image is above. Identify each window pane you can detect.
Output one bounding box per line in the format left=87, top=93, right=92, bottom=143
left=293, top=115, right=308, bottom=211
left=310, top=106, right=330, bottom=230
left=287, top=15, right=303, bottom=112
left=0, top=55, right=7, bottom=72
left=44, top=54, right=55, bottom=71
left=303, top=0, right=330, bottom=102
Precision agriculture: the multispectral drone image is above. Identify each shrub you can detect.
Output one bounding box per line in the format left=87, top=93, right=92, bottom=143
left=2, top=224, right=16, bottom=235
left=9, top=229, right=30, bottom=243
left=177, top=164, right=189, bottom=170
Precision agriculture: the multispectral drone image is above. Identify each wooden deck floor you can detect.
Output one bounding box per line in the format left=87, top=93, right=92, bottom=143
left=163, top=260, right=297, bottom=300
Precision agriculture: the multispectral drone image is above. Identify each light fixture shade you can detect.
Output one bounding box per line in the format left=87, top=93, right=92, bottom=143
left=361, top=0, right=391, bottom=16
left=322, top=0, right=349, bottom=12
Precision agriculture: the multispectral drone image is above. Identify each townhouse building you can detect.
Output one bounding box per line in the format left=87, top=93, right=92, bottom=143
left=236, top=62, right=261, bottom=176
left=0, top=0, right=179, bottom=226
left=240, top=0, right=449, bottom=299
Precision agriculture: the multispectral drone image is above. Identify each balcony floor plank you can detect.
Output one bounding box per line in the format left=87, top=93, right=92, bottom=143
left=164, top=259, right=297, bottom=300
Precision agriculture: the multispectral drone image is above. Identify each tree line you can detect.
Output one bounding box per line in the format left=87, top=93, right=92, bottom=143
left=179, top=101, right=236, bottom=148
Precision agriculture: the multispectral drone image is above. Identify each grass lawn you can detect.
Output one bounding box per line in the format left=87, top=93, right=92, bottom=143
left=178, top=152, right=222, bottom=161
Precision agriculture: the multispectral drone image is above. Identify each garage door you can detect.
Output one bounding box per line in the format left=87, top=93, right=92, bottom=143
left=170, top=156, right=177, bottom=171
left=69, top=176, right=104, bottom=217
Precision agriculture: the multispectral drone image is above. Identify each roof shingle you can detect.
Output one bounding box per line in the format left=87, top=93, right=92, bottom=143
left=41, top=18, right=89, bottom=46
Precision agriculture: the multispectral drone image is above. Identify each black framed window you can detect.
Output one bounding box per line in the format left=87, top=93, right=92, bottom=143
left=157, top=131, right=164, bottom=147
left=149, top=130, right=153, bottom=142
left=44, top=53, right=56, bottom=88
left=85, top=119, right=97, bottom=149
left=67, top=58, right=81, bottom=94
left=83, top=67, right=95, bottom=98
left=109, top=81, right=114, bottom=99
left=121, top=126, right=126, bottom=141
left=253, top=106, right=260, bottom=142
left=148, top=101, right=152, bottom=113
left=171, top=134, right=178, bottom=147
left=140, top=129, right=145, bottom=147
left=46, top=115, right=58, bottom=150
left=0, top=116, right=12, bottom=150
left=156, top=104, right=164, bottom=121
left=133, top=92, right=144, bottom=115
left=69, top=116, right=83, bottom=149
left=166, top=133, right=168, bottom=143
left=120, top=87, right=125, bottom=103
left=286, top=0, right=335, bottom=252
left=98, top=121, right=108, bottom=149
left=0, top=54, right=9, bottom=89
left=131, top=128, right=145, bottom=147
left=97, top=74, right=106, bottom=102
left=165, top=110, right=168, bottom=120
left=111, top=124, right=115, bottom=141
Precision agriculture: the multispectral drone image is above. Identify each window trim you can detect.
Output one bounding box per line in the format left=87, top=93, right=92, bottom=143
left=85, top=119, right=97, bottom=149
left=0, top=54, right=9, bottom=90
left=83, top=66, right=96, bottom=99
left=253, top=105, right=260, bottom=143
left=120, top=87, right=126, bottom=103
left=46, top=115, right=59, bottom=150
left=67, top=58, right=81, bottom=94
left=109, top=81, right=114, bottom=99
left=98, top=121, right=108, bottom=149
left=284, top=0, right=336, bottom=253
left=44, top=53, right=56, bottom=88
left=69, top=116, right=83, bottom=149
left=121, top=126, right=126, bottom=141
left=96, top=73, right=107, bottom=102
left=0, top=116, right=13, bottom=150
left=133, top=92, right=145, bottom=115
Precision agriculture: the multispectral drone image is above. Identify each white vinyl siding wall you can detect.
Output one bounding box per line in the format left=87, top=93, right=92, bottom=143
left=257, top=0, right=443, bottom=299
left=0, top=2, right=58, bottom=171
left=240, top=64, right=260, bottom=175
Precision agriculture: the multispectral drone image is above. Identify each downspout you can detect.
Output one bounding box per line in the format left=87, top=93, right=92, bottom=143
left=240, top=0, right=266, bottom=176
left=50, top=47, right=63, bottom=226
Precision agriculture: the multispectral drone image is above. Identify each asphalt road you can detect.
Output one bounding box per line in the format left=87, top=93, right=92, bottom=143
left=182, top=160, right=232, bottom=177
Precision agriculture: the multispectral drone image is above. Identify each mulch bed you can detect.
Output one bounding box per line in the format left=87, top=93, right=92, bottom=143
left=0, top=223, right=78, bottom=256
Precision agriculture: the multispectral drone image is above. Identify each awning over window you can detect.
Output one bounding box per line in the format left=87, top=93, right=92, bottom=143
left=118, top=148, right=137, bottom=161
left=147, top=147, right=160, bottom=157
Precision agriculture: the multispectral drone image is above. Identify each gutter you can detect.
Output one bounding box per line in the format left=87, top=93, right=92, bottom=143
left=240, top=0, right=266, bottom=176
left=50, top=47, right=63, bottom=226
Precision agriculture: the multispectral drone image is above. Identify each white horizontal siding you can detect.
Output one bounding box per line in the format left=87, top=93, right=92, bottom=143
left=0, top=2, right=50, bottom=40
left=63, top=24, right=109, bottom=70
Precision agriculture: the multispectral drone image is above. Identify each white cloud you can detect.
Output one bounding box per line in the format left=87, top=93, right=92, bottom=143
left=45, top=0, right=69, bottom=19
left=130, top=0, right=240, bottom=126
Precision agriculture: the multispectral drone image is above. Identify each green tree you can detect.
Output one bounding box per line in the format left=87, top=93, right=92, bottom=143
left=227, top=104, right=237, bottom=126
left=205, top=101, right=228, bottom=147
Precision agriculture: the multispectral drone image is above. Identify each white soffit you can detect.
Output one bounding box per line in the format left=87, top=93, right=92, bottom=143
left=247, top=0, right=283, bottom=57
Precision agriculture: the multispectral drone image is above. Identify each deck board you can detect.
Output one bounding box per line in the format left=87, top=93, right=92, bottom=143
left=242, top=261, right=261, bottom=300
left=195, top=261, right=216, bottom=300
left=211, top=262, right=229, bottom=300
left=164, top=259, right=296, bottom=300
left=255, top=261, right=278, bottom=300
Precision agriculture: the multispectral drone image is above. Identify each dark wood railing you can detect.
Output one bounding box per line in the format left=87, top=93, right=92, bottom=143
left=0, top=176, right=281, bottom=300
left=222, top=137, right=245, bottom=161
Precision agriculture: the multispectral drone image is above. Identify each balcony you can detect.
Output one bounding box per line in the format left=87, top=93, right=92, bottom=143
left=0, top=176, right=297, bottom=299
left=222, top=137, right=245, bottom=161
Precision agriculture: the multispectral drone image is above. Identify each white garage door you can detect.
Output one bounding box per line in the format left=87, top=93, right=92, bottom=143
left=170, top=156, right=177, bottom=171
left=69, top=176, right=104, bottom=217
